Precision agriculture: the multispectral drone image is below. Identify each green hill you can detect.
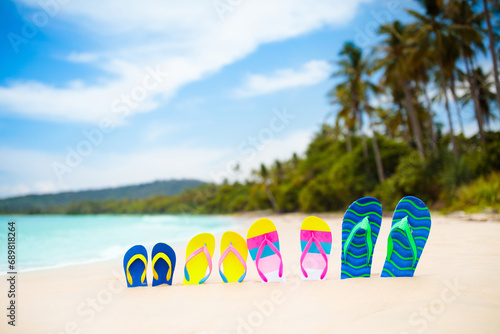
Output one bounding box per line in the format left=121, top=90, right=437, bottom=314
left=0, top=179, right=205, bottom=213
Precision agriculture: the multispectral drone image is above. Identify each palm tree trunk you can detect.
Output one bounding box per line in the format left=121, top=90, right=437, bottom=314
left=465, top=57, right=486, bottom=144
left=346, top=130, right=352, bottom=152
left=398, top=104, right=412, bottom=145
left=403, top=80, right=425, bottom=158
left=483, top=0, right=500, bottom=112
left=436, top=59, right=458, bottom=158
left=354, top=105, right=369, bottom=170
left=359, top=122, right=369, bottom=172
left=421, top=82, right=438, bottom=151
left=450, top=80, right=465, bottom=135
left=264, top=185, right=279, bottom=213
left=361, top=132, right=369, bottom=171
left=370, top=118, right=385, bottom=182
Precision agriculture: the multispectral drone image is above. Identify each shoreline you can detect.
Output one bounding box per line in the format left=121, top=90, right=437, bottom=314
left=1, top=209, right=498, bottom=220
left=2, top=211, right=498, bottom=275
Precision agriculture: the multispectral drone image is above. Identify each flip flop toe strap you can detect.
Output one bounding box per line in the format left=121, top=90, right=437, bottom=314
left=152, top=252, right=173, bottom=282
left=300, top=232, right=328, bottom=279
left=255, top=236, right=283, bottom=283
left=387, top=215, right=417, bottom=269
left=343, top=216, right=373, bottom=266
left=184, top=245, right=212, bottom=284
left=219, top=244, right=247, bottom=283
left=126, top=254, right=147, bottom=285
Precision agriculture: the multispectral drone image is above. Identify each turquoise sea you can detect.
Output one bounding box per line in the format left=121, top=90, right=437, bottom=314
left=0, top=215, right=241, bottom=273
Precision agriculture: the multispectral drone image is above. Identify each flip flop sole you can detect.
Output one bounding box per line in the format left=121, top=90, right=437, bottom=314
left=300, top=216, right=332, bottom=280
left=183, top=233, right=215, bottom=285
left=381, top=196, right=431, bottom=277
left=247, top=218, right=285, bottom=283
left=341, top=197, right=382, bottom=279
left=152, top=242, right=176, bottom=286
left=123, top=245, right=148, bottom=288
left=220, top=231, right=248, bottom=283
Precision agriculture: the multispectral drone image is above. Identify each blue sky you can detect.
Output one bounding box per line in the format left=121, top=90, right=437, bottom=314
left=0, top=0, right=471, bottom=198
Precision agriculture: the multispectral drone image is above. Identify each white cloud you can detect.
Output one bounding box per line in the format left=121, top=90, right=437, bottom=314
left=66, top=52, right=100, bottom=63
left=235, top=60, right=332, bottom=98
left=2, top=0, right=371, bottom=124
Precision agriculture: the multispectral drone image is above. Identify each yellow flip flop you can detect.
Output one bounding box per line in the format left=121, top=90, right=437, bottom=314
left=183, top=233, right=215, bottom=285
left=219, top=231, right=248, bottom=283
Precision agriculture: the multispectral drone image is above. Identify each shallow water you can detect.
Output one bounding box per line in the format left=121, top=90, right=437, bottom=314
left=0, top=214, right=241, bottom=272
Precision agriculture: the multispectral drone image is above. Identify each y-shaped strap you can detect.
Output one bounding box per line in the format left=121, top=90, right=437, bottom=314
left=387, top=216, right=417, bottom=269
left=300, top=232, right=328, bottom=279
left=152, top=252, right=173, bottom=282
left=219, top=244, right=247, bottom=283
left=126, top=254, right=147, bottom=285
left=255, top=235, right=283, bottom=283
left=343, top=216, right=373, bottom=266
left=184, top=245, right=212, bottom=284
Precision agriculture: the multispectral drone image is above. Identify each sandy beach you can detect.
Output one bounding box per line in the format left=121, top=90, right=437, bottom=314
left=2, top=212, right=500, bottom=334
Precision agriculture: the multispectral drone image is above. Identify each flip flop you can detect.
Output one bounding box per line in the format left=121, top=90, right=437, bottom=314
left=123, top=245, right=148, bottom=287
left=152, top=242, right=176, bottom=286
left=247, top=218, right=286, bottom=283
left=381, top=196, right=431, bottom=277
left=300, top=216, right=332, bottom=280
left=341, top=197, right=382, bottom=279
left=183, top=233, right=215, bottom=285
left=219, top=231, right=248, bottom=283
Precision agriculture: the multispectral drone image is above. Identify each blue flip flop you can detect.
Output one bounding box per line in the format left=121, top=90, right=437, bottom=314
left=152, top=242, right=176, bottom=286
left=123, top=245, right=148, bottom=287
left=381, top=196, right=431, bottom=277
left=341, top=197, right=382, bottom=279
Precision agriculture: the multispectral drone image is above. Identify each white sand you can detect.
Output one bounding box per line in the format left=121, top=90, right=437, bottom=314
left=1, top=213, right=500, bottom=334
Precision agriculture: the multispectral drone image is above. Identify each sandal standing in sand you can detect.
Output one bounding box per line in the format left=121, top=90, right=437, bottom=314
left=381, top=196, right=431, bottom=277
left=299, top=216, right=332, bottom=280
left=152, top=242, right=176, bottom=286
left=183, top=233, right=215, bottom=285
left=247, top=218, right=286, bottom=283
left=219, top=231, right=248, bottom=283
left=123, top=245, right=149, bottom=287
left=341, top=197, right=382, bottom=279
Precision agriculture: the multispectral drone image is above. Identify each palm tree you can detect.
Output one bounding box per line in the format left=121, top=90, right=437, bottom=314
left=256, top=163, right=279, bottom=213
left=365, top=105, right=386, bottom=182
left=328, top=83, right=356, bottom=152
left=460, top=67, right=498, bottom=129
left=411, top=25, right=439, bottom=151
left=329, top=42, right=385, bottom=182
left=482, top=0, right=500, bottom=110
left=331, top=42, right=370, bottom=165
left=446, top=0, right=487, bottom=143
left=375, top=21, right=426, bottom=158
left=408, top=0, right=458, bottom=157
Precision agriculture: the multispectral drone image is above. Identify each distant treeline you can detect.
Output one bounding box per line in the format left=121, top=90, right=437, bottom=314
left=0, top=179, right=204, bottom=213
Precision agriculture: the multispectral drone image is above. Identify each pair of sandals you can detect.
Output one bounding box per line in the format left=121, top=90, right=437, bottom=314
left=247, top=195, right=432, bottom=281
left=183, top=231, right=249, bottom=285
left=123, top=242, right=176, bottom=287
left=341, top=195, right=432, bottom=278
left=123, top=231, right=248, bottom=287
